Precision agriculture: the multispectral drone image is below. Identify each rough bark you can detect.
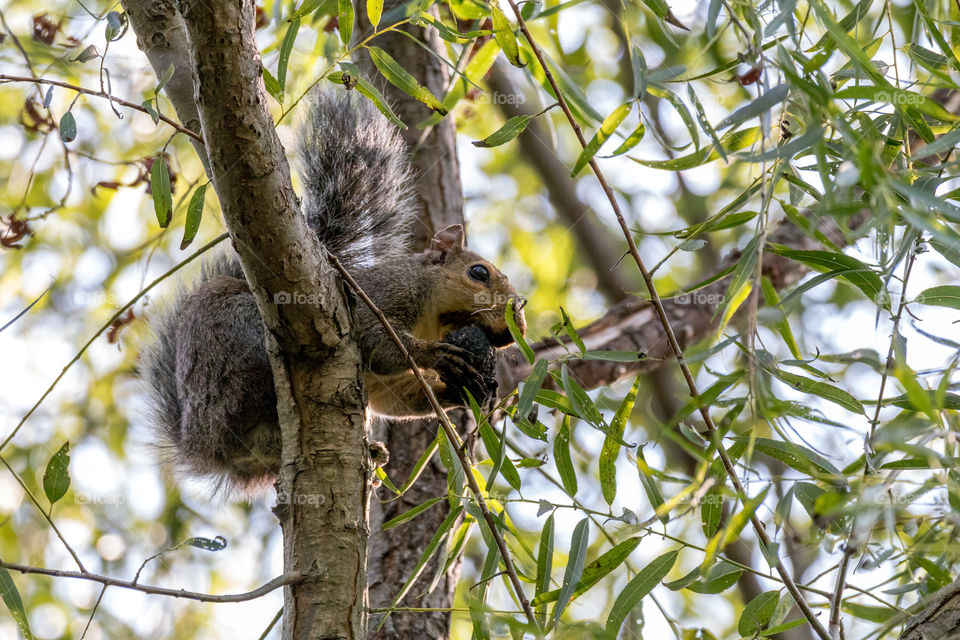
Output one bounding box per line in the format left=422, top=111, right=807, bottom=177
left=900, top=578, right=960, bottom=640
left=162, top=0, right=371, bottom=637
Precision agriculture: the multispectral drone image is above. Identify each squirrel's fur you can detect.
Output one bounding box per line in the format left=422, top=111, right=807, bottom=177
left=140, top=88, right=525, bottom=495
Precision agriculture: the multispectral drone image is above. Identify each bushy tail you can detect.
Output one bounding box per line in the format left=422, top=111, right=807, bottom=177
left=297, top=88, right=419, bottom=268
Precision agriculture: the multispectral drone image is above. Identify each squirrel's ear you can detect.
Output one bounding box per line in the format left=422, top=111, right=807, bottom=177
left=430, top=224, right=465, bottom=260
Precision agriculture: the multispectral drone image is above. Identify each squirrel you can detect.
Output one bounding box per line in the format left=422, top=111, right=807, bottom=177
left=139, top=88, right=526, bottom=494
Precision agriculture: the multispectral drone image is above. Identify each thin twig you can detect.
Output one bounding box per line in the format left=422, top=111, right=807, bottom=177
left=257, top=607, right=283, bottom=640
left=0, top=560, right=300, bottom=603
left=0, top=74, right=203, bottom=143
left=327, top=255, right=541, bottom=634
left=502, top=3, right=831, bottom=639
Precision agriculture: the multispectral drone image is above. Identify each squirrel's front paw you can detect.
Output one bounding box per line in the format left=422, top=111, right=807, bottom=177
left=434, top=327, right=498, bottom=408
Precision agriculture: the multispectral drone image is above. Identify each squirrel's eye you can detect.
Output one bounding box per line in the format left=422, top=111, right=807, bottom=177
left=468, top=264, right=490, bottom=283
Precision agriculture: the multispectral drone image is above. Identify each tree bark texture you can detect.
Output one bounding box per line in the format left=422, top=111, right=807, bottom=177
left=132, top=0, right=374, bottom=637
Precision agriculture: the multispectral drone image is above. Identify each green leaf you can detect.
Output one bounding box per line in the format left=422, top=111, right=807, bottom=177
left=491, top=3, right=523, bottom=67
left=535, top=512, right=555, bottom=595
left=552, top=518, right=589, bottom=625
left=600, top=376, right=641, bottom=505
left=554, top=416, right=578, bottom=495
left=571, top=102, right=632, bottom=176
left=262, top=68, right=282, bottom=103
left=367, top=46, right=448, bottom=115
left=731, top=436, right=846, bottom=483
left=916, top=285, right=960, bottom=310
left=59, top=111, right=77, bottom=142
left=367, top=0, right=383, bottom=28
left=506, top=298, right=534, bottom=363
left=688, top=561, right=742, bottom=594
left=382, top=496, right=445, bottom=529
left=182, top=535, right=227, bottom=551
left=605, top=550, right=678, bottom=634
left=337, top=0, right=354, bottom=45
left=765, top=245, right=888, bottom=309
left=606, top=121, right=646, bottom=156
left=386, top=506, right=463, bottom=615
left=717, top=84, right=788, bottom=130
left=535, top=536, right=642, bottom=606
left=561, top=363, right=604, bottom=429
left=835, top=86, right=959, bottom=124
left=479, top=419, right=521, bottom=491
left=328, top=70, right=406, bottom=128
left=42, top=442, right=70, bottom=505
left=0, top=568, right=32, bottom=640
left=516, top=359, right=548, bottom=429
left=155, top=63, right=175, bottom=94
left=912, top=126, right=960, bottom=161
left=738, top=591, right=780, bottom=636
left=181, top=184, right=206, bottom=250
left=151, top=156, right=172, bottom=228
left=631, top=127, right=761, bottom=170
left=718, top=233, right=760, bottom=333
left=472, top=115, right=531, bottom=148
left=770, top=368, right=865, bottom=414
left=290, top=0, right=324, bottom=21
left=277, top=18, right=300, bottom=103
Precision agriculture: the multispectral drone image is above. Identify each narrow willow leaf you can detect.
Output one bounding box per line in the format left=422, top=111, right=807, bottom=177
left=479, top=419, right=521, bottom=491
left=0, top=568, right=32, bottom=640
left=600, top=376, right=641, bottom=505
left=760, top=276, right=801, bottom=358
left=367, top=0, right=383, bottom=28
left=151, top=156, right=172, bottom=228
left=367, top=46, right=448, bottom=114
left=912, top=126, right=960, bottom=161
left=290, top=0, right=324, bottom=21
left=738, top=591, right=780, bottom=636
left=637, top=446, right=667, bottom=523
left=181, top=184, right=206, bottom=250
left=766, top=245, right=888, bottom=309
left=263, top=68, right=282, bottom=103
left=535, top=536, right=642, bottom=605
left=491, top=3, right=523, bottom=67
left=473, top=115, right=531, bottom=148
left=328, top=70, right=406, bottom=128
left=277, top=19, right=300, bottom=102
left=535, top=513, right=555, bottom=625
left=835, top=86, right=959, bottom=124
left=916, top=285, right=960, bottom=310
left=59, top=111, right=77, bottom=142
left=155, top=63, right=175, bottom=94
left=552, top=518, right=589, bottom=625
left=559, top=307, right=586, bottom=354
left=605, top=550, right=678, bottom=634
left=731, top=436, right=846, bottom=483
left=561, top=363, right=604, bottom=428
left=770, top=368, right=865, bottom=414
left=517, top=359, right=548, bottom=427
left=702, top=487, right=769, bottom=567
left=42, top=442, right=70, bottom=505
left=182, top=535, right=227, bottom=551
left=718, top=234, right=760, bottom=333
left=337, top=0, right=354, bottom=45
left=686, top=84, right=727, bottom=162
left=554, top=416, right=578, bottom=495
left=382, top=496, right=445, bottom=529
left=571, top=102, right=632, bottom=176
left=717, top=84, right=788, bottom=130
left=688, top=561, right=742, bottom=593
left=386, top=505, right=463, bottom=615
left=607, top=122, right=645, bottom=156
left=506, top=299, right=534, bottom=363
left=631, top=127, right=760, bottom=170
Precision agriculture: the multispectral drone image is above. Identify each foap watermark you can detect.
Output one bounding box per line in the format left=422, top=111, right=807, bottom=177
left=275, top=491, right=326, bottom=507
left=475, top=91, right=526, bottom=106
left=474, top=291, right=515, bottom=308
left=273, top=291, right=324, bottom=307
left=73, top=290, right=120, bottom=306
left=76, top=493, right=126, bottom=506
left=674, top=291, right=725, bottom=306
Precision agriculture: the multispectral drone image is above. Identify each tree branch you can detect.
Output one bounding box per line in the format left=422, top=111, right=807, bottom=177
left=0, top=560, right=300, bottom=603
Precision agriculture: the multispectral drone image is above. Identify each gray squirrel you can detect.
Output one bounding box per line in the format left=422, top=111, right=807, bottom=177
left=140, top=89, right=526, bottom=494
